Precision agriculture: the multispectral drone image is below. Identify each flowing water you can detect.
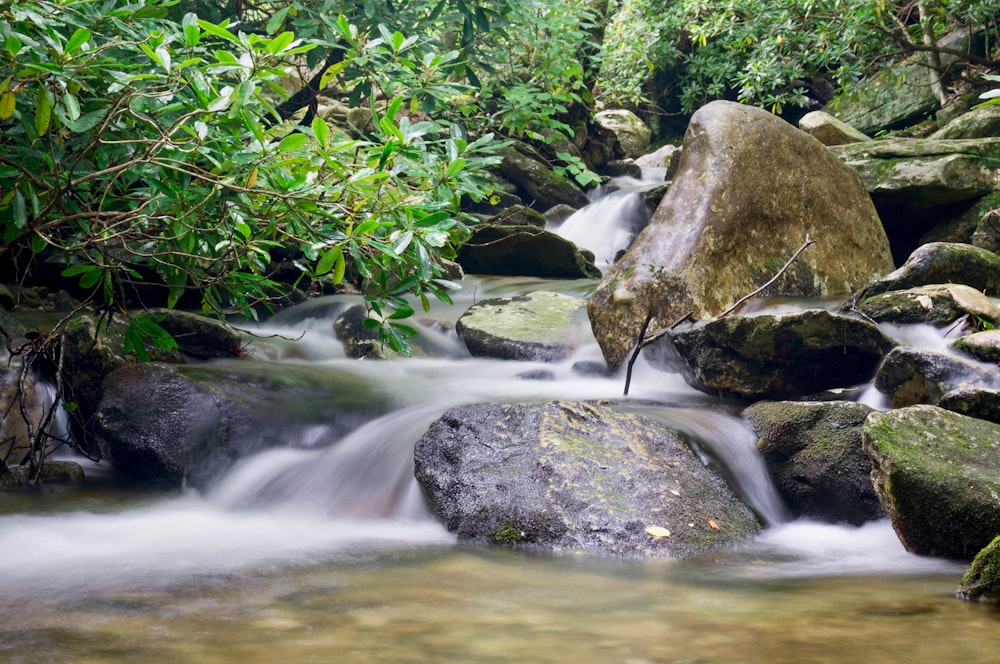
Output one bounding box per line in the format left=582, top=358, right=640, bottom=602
left=4, top=186, right=1000, bottom=661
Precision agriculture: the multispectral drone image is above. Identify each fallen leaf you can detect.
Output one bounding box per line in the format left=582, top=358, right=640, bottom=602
left=708, top=519, right=721, bottom=530
left=645, top=525, right=671, bottom=538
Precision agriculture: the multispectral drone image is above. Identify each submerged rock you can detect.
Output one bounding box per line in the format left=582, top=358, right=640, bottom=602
left=744, top=401, right=882, bottom=525
left=863, top=405, right=1000, bottom=560
left=874, top=346, right=1000, bottom=409
left=653, top=310, right=896, bottom=401
left=414, top=401, right=761, bottom=558
left=456, top=291, right=590, bottom=362
left=589, top=100, right=893, bottom=370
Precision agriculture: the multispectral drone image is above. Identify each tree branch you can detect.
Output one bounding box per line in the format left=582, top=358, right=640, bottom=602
left=718, top=235, right=816, bottom=318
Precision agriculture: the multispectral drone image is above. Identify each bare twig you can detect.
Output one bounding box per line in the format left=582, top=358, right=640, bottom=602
left=623, top=310, right=694, bottom=396
left=717, top=235, right=816, bottom=318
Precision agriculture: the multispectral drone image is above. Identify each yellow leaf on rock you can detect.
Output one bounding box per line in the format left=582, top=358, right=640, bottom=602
left=645, top=526, right=671, bottom=538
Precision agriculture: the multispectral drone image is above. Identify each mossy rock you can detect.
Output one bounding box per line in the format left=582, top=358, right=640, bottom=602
left=951, top=330, right=1000, bottom=363
left=851, top=242, right=1000, bottom=302
left=457, top=224, right=601, bottom=279
left=856, top=284, right=1000, bottom=327
left=863, top=405, right=1000, bottom=560
left=938, top=387, right=1000, bottom=425
left=958, top=534, right=1000, bottom=601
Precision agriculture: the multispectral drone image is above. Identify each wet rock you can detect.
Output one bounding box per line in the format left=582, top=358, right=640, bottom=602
left=594, top=110, right=652, bottom=159
left=874, top=346, right=1000, bottom=409
left=602, top=159, right=642, bottom=179
left=485, top=204, right=548, bottom=229
left=2, top=460, right=85, bottom=489
left=497, top=141, right=590, bottom=211
left=635, top=144, right=680, bottom=172
left=850, top=242, right=1000, bottom=302
left=94, top=361, right=390, bottom=488
left=952, top=330, right=1000, bottom=363
left=855, top=284, right=1000, bottom=327
left=414, top=401, right=761, bottom=558
left=589, top=100, right=893, bottom=370
left=149, top=309, right=244, bottom=360
left=798, top=111, right=871, bottom=146
left=456, top=291, right=589, bottom=362
left=744, top=401, right=882, bottom=525
left=334, top=304, right=389, bottom=360
left=958, top=535, right=1000, bottom=601
left=970, top=201, right=1000, bottom=253
left=653, top=310, right=896, bottom=401
left=829, top=140, right=1000, bottom=262
left=457, top=224, right=601, bottom=279
left=938, top=387, right=1000, bottom=425
left=863, top=405, right=1000, bottom=560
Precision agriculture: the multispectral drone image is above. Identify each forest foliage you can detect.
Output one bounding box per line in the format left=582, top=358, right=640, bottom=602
left=0, top=0, right=996, bottom=354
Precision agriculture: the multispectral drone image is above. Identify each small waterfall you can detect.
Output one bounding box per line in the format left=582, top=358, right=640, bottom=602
left=551, top=175, right=663, bottom=266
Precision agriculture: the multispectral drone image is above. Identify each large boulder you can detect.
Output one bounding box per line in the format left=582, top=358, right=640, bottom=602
left=874, top=346, right=1000, bottom=409
left=829, top=139, right=1000, bottom=262
left=588, top=100, right=894, bottom=370
left=94, top=361, right=389, bottom=488
left=744, top=401, right=883, bottom=525
left=652, top=310, right=896, bottom=401
left=457, top=224, right=601, bottom=279
left=863, top=405, right=1000, bottom=560
left=414, top=401, right=761, bottom=558
left=456, top=291, right=590, bottom=362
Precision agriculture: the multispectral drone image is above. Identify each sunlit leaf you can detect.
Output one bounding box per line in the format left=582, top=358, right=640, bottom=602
left=645, top=526, right=671, bottom=538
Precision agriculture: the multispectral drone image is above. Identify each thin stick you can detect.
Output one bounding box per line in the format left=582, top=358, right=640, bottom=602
left=624, top=310, right=694, bottom=396
left=717, top=235, right=816, bottom=318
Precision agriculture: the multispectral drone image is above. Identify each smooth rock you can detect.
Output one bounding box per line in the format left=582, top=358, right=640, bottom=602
left=856, top=284, right=1000, bottom=327
left=798, top=111, right=872, bottom=146
left=952, top=330, right=1000, bottom=363
left=497, top=141, right=590, bottom=210
left=594, top=109, right=652, bottom=159
left=850, top=242, right=1000, bottom=302
left=457, top=225, right=601, bottom=279
left=874, top=346, right=1000, bottom=408
left=938, top=386, right=1000, bottom=425
left=932, top=105, right=1000, bottom=140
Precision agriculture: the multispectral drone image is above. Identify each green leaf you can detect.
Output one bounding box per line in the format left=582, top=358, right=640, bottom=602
left=270, top=31, right=294, bottom=54
left=320, top=62, right=345, bottom=89
left=387, top=275, right=421, bottom=296
left=63, top=92, right=80, bottom=121
left=332, top=250, right=346, bottom=284
left=277, top=133, right=307, bottom=152
left=312, top=116, right=329, bottom=147
left=445, top=158, right=466, bottom=179
left=5, top=34, right=22, bottom=57
left=64, top=28, right=91, bottom=54
left=0, top=78, right=14, bottom=120
left=266, top=6, right=290, bottom=35
left=196, top=20, right=242, bottom=45
left=12, top=191, right=26, bottom=228
left=316, top=246, right=343, bottom=276
left=34, top=85, right=51, bottom=136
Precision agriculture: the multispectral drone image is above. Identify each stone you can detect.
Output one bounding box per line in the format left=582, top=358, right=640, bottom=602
left=457, top=224, right=602, bottom=279
left=829, top=139, right=1000, bottom=262
left=952, top=330, right=1000, bottom=363
left=850, top=242, right=1000, bottom=302
left=4, top=460, right=85, bottom=488
left=652, top=310, right=896, bottom=401
left=588, top=100, right=893, bottom=370
left=333, top=304, right=390, bottom=360
left=855, top=284, right=1000, bottom=327
left=634, top=144, right=681, bottom=172
left=0, top=358, right=59, bottom=466
left=958, top=534, right=1000, bottom=601
left=149, top=308, right=244, bottom=360
left=932, top=105, right=1000, bottom=140
left=94, top=361, right=390, bottom=487
left=456, top=291, right=589, bottom=362
left=798, top=111, right=872, bottom=146
left=874, top=346, right=1000, bottom=409
left=863, top=405, right=1000, bottom=560
left=497, top=141, right=590, bottom=211
left=413, top=400, right=761, bottom=558
left=486, top=204, right=547, bottom=229
left=939, top=387, right=1000, bottom=425
left=744, top=400, right=883, bottom=525
left=594, top=109, right=652, bottom=159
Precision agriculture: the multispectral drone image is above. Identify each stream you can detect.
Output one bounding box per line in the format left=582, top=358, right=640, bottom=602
left=3, top=180, right=999, bottom=663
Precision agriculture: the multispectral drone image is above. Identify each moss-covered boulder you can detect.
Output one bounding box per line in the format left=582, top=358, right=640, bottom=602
left=952, top=330, right=1000, bottom=363
left=850, top=242, right=1000, bottom=302
left=856, top=283, right=1000, bottom=327
left=958, top=535, right=1000, bottom=601
left=456, top=291, right=590, bottom=362
left=938, top=387, right=1000, bottom=425
left=588, top=100, right=893, bottom=370
left=744, top=400, right=882, bottom=525
left=497, top=141, right=589, bottom=211
left=594, top=109, right=652, bottom=159
left=863, top=405, right=1000, bottom=560
left=414, top=400, right=761, bottom=558
left=652, top=310, right=896, bottom=400
left=874, top=346, right=1000, bottom=409
left=932, top=105, right=1000, bottom=140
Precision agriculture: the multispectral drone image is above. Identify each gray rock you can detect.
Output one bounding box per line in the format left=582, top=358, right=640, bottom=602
left=94, top=361, right=390, bottom=488
left=798, top=111, right=872, bottom=146
left=851, top=242, right=1000, bottom=302
left=413, top=400, right=761, bottom=558
left=333, top=304, right=390, bottom=360
left=654, top=310, right=896, bottom=401
left=938, top=387, right=1000, bottom=425
left=856, top=284, right=1000, bottom=327
left=3, top=460, right=85, bottom=489
left=635, top=144, right=681, bottom=171
left=863, top=405, right=1000, bottom=560
left=594, top=109, right=652, bottom=159
left=457, top=224, right=601, bottom=279
left=952, top=330, right=1000, bottom=363
left=497, top=141, right=590, bottom=210
left=874, top=346, right=1000, bottom=409
left=932, top=105, right=1000, bottom=140
left=958, top=534, right=1000, bottom=601
left=744, top=400, right=882, bottom=525
left=456, top=291, right=589, bottom=362
left=589, top=100, right=893, bottom=370
left=486, top=204, right=548, bottom=229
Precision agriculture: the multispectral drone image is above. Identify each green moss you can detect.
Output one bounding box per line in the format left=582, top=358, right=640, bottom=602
left=488, top=521, right=526, bottom=545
